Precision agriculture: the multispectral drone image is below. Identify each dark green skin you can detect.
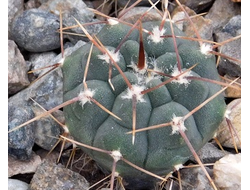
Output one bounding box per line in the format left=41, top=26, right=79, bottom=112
left=62, top=21, right=226, bottom=178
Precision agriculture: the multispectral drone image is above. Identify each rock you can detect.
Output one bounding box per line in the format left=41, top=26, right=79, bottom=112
left=8, top=40, right=30, bottom=95
left=35, top=149, right=60, bottom=163
left=91, top=0, right=112, bottom=20
left=171, top=5, right=213, bottom=41
left=28, top=52, right=57, bottom=77
left=221, top=75, right=241, bottom=98
left=39, top=0, right=102, bottom=44
left=179, top=166, right=213, bottom=190
left=191, top=143, right=229, bottom=164
left=222, top=15, right=241, bottom=36
left=33, top=108, right=65, bottom=151
left=216, top=15, right=241, bottom=77
left=118, top=7, right=162, bottom=24
left=30, top=160, right=90, bottom=190
left=213, top=153, right=241, bottom=190
left=8, top=179, right=29, bottom=190
left=205, top=0, right=241, bottom=33
left=11, top=8, right=60, bottom=52
left=216, top=99, right=241, bottom=149
left=8, top=40, right=85, bottom=160
left=8, top=0, right=24, bottom=39
left=8, top=103, right=35, bottom=160
left=8, top=152, right=41, bottom=177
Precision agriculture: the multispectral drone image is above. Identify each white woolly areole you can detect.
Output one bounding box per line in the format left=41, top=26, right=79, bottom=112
left=58, top=57, right=65, bottom=66
left=78, top=89, right=95, bottom=106
left=121, top=85, right=146, bottom=103
left=171, top=114, right=186, bottom=134
left=174, top=164, right=184, bottom=171
left=63, top=125, right=69, bottom=134
left=114, top=172, right=120, bottom=177
left=224, top=109, right=232, bottom=120
left=200, top=43, right=213, bottom=56
left=107, top=18, right=119, bottom=25
left=111, top=150, right=122, bottom=162
left=148, top=26, right=166, bottom=43
left=171, top=65, right=191, bottom=86
left=98, top=50, right=120, bottom=64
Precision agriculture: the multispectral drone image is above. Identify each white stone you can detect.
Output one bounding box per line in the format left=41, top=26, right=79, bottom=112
left=8, top=179, right=29, bottom=190
left=213, top=153, right=241, bottom=190
left=216, top=99, right=241, bottom=149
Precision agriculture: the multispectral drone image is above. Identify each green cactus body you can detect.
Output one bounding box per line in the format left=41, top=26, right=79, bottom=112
left=62, top=21, right=226, bottom=178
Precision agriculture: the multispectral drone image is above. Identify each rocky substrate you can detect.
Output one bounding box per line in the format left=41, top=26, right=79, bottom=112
left=8, top=0, right=241, bottom=189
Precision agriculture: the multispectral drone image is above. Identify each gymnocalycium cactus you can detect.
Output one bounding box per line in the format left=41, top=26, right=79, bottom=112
left=62, top=18, right=226, bottom=182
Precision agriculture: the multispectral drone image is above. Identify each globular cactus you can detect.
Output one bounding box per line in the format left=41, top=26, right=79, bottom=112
left=62, top=19, right=226, bottom=181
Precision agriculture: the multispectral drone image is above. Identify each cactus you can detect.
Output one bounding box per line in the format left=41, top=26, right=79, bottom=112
left=62, top=18, right=227, bottom=181
left=8, top=1, right=241, bottom=189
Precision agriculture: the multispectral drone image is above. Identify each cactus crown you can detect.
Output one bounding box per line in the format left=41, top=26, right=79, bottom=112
left=62, top=18, right=226, bottom=180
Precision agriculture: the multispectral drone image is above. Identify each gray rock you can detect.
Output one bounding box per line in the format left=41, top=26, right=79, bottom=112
left=8, top=179, right=29, bottom=190
left=33, top=108, right=65, bottom=151
left=11, top=8, right=60, bottom=52
left=205, top=0, right=241, bottom=33
left=172, top=5, right=214, bottom=41
left=118, top=7, right=162, bottom=24
left=29, top=52, right=57, bottom=77
left=39, top=0, right=102, bottom=44
left=8, top=0, right=24, bottom=39
left=194, top=143, right=229, bottom=164
left=8, top=65, right=63, bottom=159
left=216, top=32, right=241, bottom=77
left=30, top=160, right=90, bottom=190
left=222, top=15, right=241, bottom=36
left=8, top=103, right=35, bottom=160
left=180, top=166, right=214, bottom=190
left=8, top=40, right=86, bottom=160
left=8, top=40, right=30, bottom=95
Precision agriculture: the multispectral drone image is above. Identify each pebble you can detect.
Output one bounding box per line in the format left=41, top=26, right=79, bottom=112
left=216, top=15, right=241, bottom=77
left=221, top=75, right=241, bottom=98
left=118, top=7, right=162, bottom=24
left=8, top=179, right=29, bottom=190
left=11, top=8, right=60, bottom=52
left=39, top=0, right=103, bottom=44
left=191, top=142, right=229, bottom=164
left=8, top=152, right=42, bottom=177
left=117, top=0, right=159, bottom=8
left=30, top=159, right=89, bottom=190
left=213, top=153, right=241, bottom=190
left=216, top=98, right=241, bottom=149
left=171, top=5, right=213, bottom=40
left=8, top=0, right=24, bottom=39
left=179, top=166, right=214, bottom=190
left=8, top=40, right=30, bottom=95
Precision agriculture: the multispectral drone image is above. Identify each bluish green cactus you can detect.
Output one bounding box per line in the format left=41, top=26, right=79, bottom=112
left=62, top=20, right=226, bottom=179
